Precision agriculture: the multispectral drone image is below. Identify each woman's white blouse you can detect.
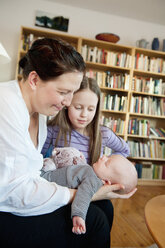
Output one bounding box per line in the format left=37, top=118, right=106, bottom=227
left=0, top=80, right=70, bottom=216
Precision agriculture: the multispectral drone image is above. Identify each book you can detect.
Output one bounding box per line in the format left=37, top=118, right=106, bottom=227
left=162, top=166, right=165, bottom=179
left=150, top=127, right=160, bottom=137
left=135, top=163, right=142, bottom=178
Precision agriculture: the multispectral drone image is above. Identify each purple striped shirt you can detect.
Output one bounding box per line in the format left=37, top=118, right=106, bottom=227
left=41, top=125, right=130, bottom=164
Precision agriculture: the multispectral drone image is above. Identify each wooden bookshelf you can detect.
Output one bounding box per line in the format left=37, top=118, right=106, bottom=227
left=16, top=26, right=165, bottom=185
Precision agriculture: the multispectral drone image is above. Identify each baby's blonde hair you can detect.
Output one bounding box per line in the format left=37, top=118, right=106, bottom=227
left=109, top=155, right=138, bottom=194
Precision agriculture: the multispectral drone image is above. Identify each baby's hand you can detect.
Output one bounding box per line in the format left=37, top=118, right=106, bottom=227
left=72, top=216, right=86, bottom=234
left=42, top=158, right=56, bottom=172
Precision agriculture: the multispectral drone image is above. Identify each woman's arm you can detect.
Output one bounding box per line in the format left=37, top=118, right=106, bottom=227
left=68, top=184, right=137, bottom=204
left=68, top=189, right=77, bottom=203
left=0, top=92, right=71, bottom=216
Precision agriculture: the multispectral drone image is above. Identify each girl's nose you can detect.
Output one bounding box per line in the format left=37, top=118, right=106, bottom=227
left=80, top=109, right=87, bottom=117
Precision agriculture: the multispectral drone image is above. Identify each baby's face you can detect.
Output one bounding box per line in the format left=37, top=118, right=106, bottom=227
left=93, top=155, right=112, bottom=181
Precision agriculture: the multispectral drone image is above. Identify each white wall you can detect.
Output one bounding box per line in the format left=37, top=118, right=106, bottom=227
left=0, top=0, right=165, bottom=81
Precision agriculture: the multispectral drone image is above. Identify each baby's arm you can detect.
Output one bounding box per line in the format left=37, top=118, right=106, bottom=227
left=70, top=167, right=103, bottom=232
left=42, top=157, right=57, bottom=172
left=72, top=216, right=86, bottom=234
left=42, top=165, right=102, bottom=234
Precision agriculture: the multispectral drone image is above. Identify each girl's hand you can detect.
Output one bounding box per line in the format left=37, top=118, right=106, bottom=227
left=92, top=184, right=137, bottom=201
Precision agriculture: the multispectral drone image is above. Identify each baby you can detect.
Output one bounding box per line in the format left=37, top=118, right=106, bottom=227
left=42, top=147, right=137, bottom=235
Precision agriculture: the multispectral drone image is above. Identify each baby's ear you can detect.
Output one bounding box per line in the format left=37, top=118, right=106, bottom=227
left=102, top=180, right=111, bottom=185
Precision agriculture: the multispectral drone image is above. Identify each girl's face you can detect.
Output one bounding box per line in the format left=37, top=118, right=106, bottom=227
left=68, top=89, right=98, bottom=134
left=31, top=71, right=83, bottom=116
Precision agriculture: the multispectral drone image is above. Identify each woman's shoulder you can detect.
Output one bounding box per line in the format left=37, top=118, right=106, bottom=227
left=0, top=80, right=28, bottom=119
left=0, top=80, right=19, bottom=100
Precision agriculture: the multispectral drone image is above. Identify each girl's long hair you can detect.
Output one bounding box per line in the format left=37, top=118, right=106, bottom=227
left=48, top=76, right=102, bottom=165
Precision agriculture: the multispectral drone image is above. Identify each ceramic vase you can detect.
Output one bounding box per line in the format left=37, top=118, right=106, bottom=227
left=152, top=38, right=159, bottom=50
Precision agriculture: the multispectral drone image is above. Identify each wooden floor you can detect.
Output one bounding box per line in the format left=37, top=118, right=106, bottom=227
left=111, top=185, right=165, bottom=247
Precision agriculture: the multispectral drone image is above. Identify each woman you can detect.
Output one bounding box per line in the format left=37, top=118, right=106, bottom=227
left=0, top=37, right=136, bottom=248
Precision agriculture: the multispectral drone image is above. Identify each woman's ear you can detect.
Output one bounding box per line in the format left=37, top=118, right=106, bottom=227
left=28, top=71, right=39, bottom=90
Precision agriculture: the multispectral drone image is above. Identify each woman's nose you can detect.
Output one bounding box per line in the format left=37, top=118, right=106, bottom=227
left=62, top=94, right=73, bottom=107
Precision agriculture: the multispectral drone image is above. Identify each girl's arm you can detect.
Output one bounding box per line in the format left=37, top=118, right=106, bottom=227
left=101, top=126, right=130, bottom=157
left=41, top=126, right=54, bottom=157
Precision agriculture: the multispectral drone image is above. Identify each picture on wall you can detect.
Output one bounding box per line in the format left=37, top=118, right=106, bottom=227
left=35, top=10, right=69, bottom=32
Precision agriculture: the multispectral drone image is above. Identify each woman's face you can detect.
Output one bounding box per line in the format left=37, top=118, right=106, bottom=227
left=68, top=89, right=98, bottom=134
left=32, top=71, right=83, bottom=116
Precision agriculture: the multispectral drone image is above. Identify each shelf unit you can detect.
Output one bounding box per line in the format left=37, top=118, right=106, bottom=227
left=15, top=26, right=81, bottom=81
left=16, top=26, right=165, bottom=185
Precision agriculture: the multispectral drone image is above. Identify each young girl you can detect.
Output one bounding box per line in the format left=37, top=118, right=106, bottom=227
left=41, top=76, right=131, bottom=236
left=41, top=76, right=130, bottom=165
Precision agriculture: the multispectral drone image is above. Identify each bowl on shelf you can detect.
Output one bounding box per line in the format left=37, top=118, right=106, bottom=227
left=95, top=33, right=120, bottom=43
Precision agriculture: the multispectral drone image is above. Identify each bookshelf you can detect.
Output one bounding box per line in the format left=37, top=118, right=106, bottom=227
left=15, top=26, right=81, bottom=81
left=16, top=26, right=165, bottom=185
left=128, top=47, right=165, bottom=185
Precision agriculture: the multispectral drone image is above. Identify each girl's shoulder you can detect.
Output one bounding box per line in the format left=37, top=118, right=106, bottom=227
left=72, top=129, right=88, bottom=137
left=47, top=125, right=60, bottom=135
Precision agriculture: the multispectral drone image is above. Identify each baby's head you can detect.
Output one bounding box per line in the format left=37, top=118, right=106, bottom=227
left=93, top=154, right=137, bottom=194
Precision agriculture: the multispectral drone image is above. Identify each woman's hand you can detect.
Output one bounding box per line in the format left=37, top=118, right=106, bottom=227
left=68, top=189, right=77, bottom=203
left=92, top=184, right=137, bottom=201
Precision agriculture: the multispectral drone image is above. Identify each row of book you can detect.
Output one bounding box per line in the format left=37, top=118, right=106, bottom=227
left=18, top=66, right=23, bottom=75
left=81, top=45, right=132, bottom=68
left=130, top=96, right=165, bottom=116
left=128, top=119, right=150, bottom=136
left=86, top=70, right=130, bottom=90
left=21, top=33, right=37, bottom=51
left=134, top=162, right=165, bottom=179
left=101, top=93, right=127, bottom=112
left=128, top=119, right=165, bottom=137
left=100, top=116, right=125, bottom=134
left=150, top=127, right=165, bottom=137
left=20, top=34, right=165, bottom=75
left=128, top=140, right=165, bottom=158
left=134, top=53, right=165, bottom=74
left=132, top=76, right=165, bottom=95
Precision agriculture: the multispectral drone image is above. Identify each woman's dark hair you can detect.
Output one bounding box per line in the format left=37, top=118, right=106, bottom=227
left=48, top=76, right=102, bottom=165
left=19, top=37, right=86, bottom=80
